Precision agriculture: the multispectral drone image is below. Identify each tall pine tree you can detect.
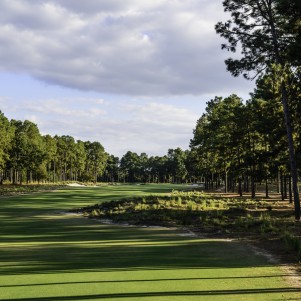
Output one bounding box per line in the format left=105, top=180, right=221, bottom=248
left=215, top=0, right=301, bottom=220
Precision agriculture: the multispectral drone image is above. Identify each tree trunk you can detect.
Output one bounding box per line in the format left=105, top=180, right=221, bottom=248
left=251, top=180, right=255, bottom=199
left=246, top=174, right=250, bottom=193
left=232, top=177, right=235, bottom=193
left=289, top=176, right=293, bottom=204
left=53, top=161, right=56, bottom=183
left=251, top=169, right=255, bottom=199
left=238, top=178, right=242, bottom=197
left=70, top=158, right=72, bottom=181
left=280, top=83, right=300, bottom=219
left=277, top=170, right=280, bottom=193
left=26, top=170, right=29, bottom=184
left=280, top=170, right=284, bottom=201
left=10, top=169, right=14, bottom=184
left=269, top=3, right=300, bottom=219
left=64, top=163, right=67, bottom=182
left=284, top=175, right=288, bottom=199
left=243, top=175, right=247, bottom=192
left=265, top=176, right=269, bottom=198
left=224, top=171, right=228, bottom=193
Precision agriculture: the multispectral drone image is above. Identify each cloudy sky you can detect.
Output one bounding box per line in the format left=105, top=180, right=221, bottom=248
left=0, top=0, right=254, bottom=157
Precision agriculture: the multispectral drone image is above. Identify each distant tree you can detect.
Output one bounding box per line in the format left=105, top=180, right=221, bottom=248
left=119, top=151, right=140, bottom=182
left=74, top=140, right=86, bottom=181
left=148, top=155, right=169, bottom=183
left=184, top=149, right=200, bottom=184
left=9, top=120, right=45, bottom=184
left=84, top=141, right=107, bottom=183
left=55, top=135, right=76, bottom=181
left=167, top=148, right=188, bottom=183
left=250, top=72, right=289, bottom=197
left=0, top=111, right=13, bottom=184
left=43, top=135, right=57, bottom=182
left=191, top=95, right=246, bottom=193
left=103, top=155, right=119, bottom=182
left=139, top=153, right=149, bottom=183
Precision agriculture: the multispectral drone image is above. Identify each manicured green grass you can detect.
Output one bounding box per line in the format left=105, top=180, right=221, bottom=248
left=0, top=184, right=300, bottom=300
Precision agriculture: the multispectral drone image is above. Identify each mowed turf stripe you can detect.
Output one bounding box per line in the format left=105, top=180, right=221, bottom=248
left=0, top=185, right=300, bottom=301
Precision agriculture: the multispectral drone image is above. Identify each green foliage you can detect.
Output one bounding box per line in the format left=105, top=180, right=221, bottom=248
left=9, top=120, right=46, bottom=184
left=0, top=111, right=109, bottom=185
left=0, top=111, right=14, bottom=171
left=83, top=141, right=107, bottom=183
left=215, top=0, right=291, bottom=78
left=281, top=231, right=301, bottom=260
left=215, top=0, right=301, bottom=220
left=276, top=0, right=301, bottom=65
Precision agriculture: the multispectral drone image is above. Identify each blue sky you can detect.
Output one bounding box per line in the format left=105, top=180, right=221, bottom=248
left=0, top=1, right=254, bottom=157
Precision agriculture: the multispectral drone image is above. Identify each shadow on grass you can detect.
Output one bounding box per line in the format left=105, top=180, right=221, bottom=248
left=0, top=185, right=284, bottom=276
left=0, top=183, right=193, bottom=211
left=1, top=288, right=301, bottom=301
left=0, top=274, right=295, bottom=288
left=0, top=217, right=276, bottom=275
left=0, top=234, right=276, bottom=276
left=1, top=185, right=300, bottom=300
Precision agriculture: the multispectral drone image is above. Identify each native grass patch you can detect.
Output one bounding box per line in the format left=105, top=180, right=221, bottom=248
left=0, top=183, right=66, bottom=196
left=74, top=190, right=301, bottom=261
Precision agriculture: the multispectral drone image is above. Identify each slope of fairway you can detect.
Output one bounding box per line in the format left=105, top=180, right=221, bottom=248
left=0, top=184, right=300, bottom=301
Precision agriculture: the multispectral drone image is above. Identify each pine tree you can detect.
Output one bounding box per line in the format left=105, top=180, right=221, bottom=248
left=215, top=0, right=301, bottom=219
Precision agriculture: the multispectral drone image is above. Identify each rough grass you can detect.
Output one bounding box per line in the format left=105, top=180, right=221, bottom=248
left=76, top=190, right=301, bottom=262
left=0, top=184, right=300, bottom=300
left=0, top=183, right=65, bottom=196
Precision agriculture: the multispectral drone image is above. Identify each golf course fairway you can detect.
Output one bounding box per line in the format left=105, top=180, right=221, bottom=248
left=0, top=184, right=300, bottom=300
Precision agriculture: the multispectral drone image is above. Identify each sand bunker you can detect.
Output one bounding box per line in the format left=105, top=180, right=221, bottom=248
left=67, top=183, right=86, bottom=187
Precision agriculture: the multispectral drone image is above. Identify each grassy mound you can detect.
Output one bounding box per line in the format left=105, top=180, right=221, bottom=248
left=74, top=190, right=301, bottom=261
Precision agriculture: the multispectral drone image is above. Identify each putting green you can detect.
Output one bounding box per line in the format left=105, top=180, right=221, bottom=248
left=0, top=184, right=300, bottom=300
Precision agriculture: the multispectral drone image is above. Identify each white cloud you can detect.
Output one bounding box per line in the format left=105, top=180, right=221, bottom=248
left=0, top=0, right=254, bottom=96
left=0, top=1, right=255, bottom=157
left=16, top=98, right=106, bottom=118
left=2, top=96, right=199, bottom=157
left=123, top=102, right=198, bottom=128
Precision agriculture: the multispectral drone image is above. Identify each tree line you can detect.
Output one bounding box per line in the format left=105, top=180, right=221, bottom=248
left=190, top=91, right=295, bottom=199
left=213, top=0, right=301, bottom=220
left=0, top=111, right=198, bottom=185
left=105, top=148, right=196, bottom=184
left=0, top=0, right=300, bottom=220
left=0, top=114, right=108, bottom=184
left=1, top=84, right=300, bottom=196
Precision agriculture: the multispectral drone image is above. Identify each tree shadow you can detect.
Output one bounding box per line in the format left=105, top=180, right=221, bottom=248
left=0, top=225, right=276, bottom=275
left=0, top=186, right=299, bottom=301
left=1, top=287, right=301, bottom=301
left=0, top=274, right=295, bottom=288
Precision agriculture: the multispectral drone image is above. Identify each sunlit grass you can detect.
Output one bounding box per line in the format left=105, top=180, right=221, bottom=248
left=0, top=184, right=300, bottom=300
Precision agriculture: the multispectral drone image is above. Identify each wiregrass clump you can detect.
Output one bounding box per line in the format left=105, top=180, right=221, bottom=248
left=75, top=190, right=273, bottom=228
left=73, top=190, right=301, bottom=261
left=281, top=231, right=301, bottom=262
left=0, top=184, right=64, bottom=196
